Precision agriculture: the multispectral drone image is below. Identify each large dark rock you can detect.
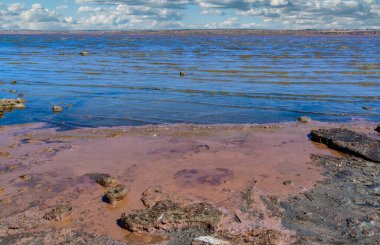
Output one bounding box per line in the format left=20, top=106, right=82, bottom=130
left=376, top=125, right=380, bottom=133
left=120, top=200, right=222, bottom=233
left=311, top=128, right=380, bottom=163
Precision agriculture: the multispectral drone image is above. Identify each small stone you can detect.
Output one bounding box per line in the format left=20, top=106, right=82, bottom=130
left=19, top=174, right=31, bottom=181
left=52, top=105, right=64, bottom=113
left=10, top=80, right=17, bottom=85
left=79, top=51, right=89, bottom=56
left=283, top=180, right=294, bottom=186
left=179, top=72, right=186, bottom=77
left=43, top=205, right=73, bottom=221
left=297, top=116, right=311, bottom=123
left=362, top=106, right=376, bottom=111
left=105, top=184, right=128, bottom=204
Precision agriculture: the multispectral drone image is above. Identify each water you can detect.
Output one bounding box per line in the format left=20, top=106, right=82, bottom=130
left=0, top=34, right=379, bottom=127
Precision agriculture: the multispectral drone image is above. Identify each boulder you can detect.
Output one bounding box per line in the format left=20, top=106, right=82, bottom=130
left=311, top=128, right=380, bottom=163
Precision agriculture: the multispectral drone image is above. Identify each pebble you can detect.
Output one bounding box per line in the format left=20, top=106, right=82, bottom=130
left=283, top=180, right=294, bottom=186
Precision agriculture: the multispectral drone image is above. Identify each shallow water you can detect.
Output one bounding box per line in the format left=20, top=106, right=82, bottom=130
left=0, top=34, right=379, bottom=127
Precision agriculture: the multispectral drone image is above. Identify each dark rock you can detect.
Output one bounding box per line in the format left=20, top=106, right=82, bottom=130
left=105, top=184, right=127, bottom=204
left=10, top=80, right=17, bottom=85
left=362, top=106, right=376, bottom=111
left=120, top=200, right=222, bottom=233
left=375, top=125, right=380, bottom=133
left=79, top=51, right=89, bottom=56
left=43, top=205, right=72, bottom=221
left=180, top=72, right=186, bottom=77
left=311, top=128, right=380, bottom=163
left=52, top=105, right=64, bottom=113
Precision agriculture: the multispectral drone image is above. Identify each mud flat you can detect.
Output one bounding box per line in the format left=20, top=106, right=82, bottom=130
left=0, top=122, right=379, bottom=244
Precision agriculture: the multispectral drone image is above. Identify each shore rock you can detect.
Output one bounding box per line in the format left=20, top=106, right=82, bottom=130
left=43, top=205, right=72, bottom=221
left=105, top=184, right=127, bottom=204
left=376, top=125, right=380, bottom=133
left=120, top=200, right=222, bottom=233
left=311, top=128, right=380, bottom=163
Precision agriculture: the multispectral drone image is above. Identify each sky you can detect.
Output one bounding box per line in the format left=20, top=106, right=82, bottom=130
left=0, top=0, right=379, bottom=30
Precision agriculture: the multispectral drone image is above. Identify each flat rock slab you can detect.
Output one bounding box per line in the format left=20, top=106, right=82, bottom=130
left=311, top=128, right=380, bottom=163
left=120, top=200, right=222, bottom=233
left=43, top=205, right=72, bottom=222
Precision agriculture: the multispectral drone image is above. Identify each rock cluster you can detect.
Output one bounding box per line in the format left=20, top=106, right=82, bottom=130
left=0, top=98, right=26, bottom=117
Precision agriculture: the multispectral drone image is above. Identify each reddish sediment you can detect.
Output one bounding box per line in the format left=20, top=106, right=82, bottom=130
left=0, top=121, right=377, bottom=243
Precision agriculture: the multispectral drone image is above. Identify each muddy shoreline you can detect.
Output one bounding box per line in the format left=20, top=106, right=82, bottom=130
left=0, top=122, right=379, bottom=244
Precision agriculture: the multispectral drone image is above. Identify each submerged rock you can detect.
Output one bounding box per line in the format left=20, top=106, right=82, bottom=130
left=43, top=205, right=72, bottom=221
left=120, top=200, right=222, bottom=233
left=88, top=173, right=117, bottom=187
left=297, top=116, right=311, bottom=123
left=52, top=105, right=64, bottom=113
left=10, top=80, right=17, bottom=85
left=311, top=128, right=380, bottom=163
left=362, top=106, right=376, bottom=111
left=105, top=184, right=127, bottom=204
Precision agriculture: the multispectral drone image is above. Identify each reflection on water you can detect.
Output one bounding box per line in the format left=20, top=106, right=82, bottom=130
left=0, top=34, right=379, bottom=127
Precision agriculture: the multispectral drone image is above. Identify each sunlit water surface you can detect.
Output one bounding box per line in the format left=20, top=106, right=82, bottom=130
left=0, top=34, right=379, bottom=127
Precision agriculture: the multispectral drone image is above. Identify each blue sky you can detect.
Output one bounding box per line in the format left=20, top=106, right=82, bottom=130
left=0, top=0, right=379, bottom=30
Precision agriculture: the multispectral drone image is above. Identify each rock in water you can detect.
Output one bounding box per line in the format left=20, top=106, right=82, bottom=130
left=88, top=173, right=117, bottom=187
left=179, top=72, right=186, bottom=77
left=311, top=128, right=380, bottom=163
left=52, top=105, right=64, bottom=113
left=79, top=51, right=89, bottom=56
left=297, top=116, right=311, bottom=123
left=43, top=205, right=72, bottom=221
left=105, top=184, right=127, bottom=204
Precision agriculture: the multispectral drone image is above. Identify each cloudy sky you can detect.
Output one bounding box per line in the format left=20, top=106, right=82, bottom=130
left=0, top=0, right=379, bottom=30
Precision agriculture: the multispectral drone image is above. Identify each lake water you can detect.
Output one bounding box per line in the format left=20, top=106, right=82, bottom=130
left=0, top=34, right=379, bottom=127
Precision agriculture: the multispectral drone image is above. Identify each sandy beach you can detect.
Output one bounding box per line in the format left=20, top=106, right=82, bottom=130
left=1, top=121, right=379, bottom=244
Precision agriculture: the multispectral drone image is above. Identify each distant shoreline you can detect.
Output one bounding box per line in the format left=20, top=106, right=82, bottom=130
left=0, top=29, right=379, bottom=36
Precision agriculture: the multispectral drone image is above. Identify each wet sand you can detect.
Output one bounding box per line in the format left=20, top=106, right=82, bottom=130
left=0, top=121, right=378, bottom=244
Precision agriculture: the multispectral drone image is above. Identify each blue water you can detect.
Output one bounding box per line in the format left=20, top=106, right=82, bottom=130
left=0, top=34, right=379, bottom=127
